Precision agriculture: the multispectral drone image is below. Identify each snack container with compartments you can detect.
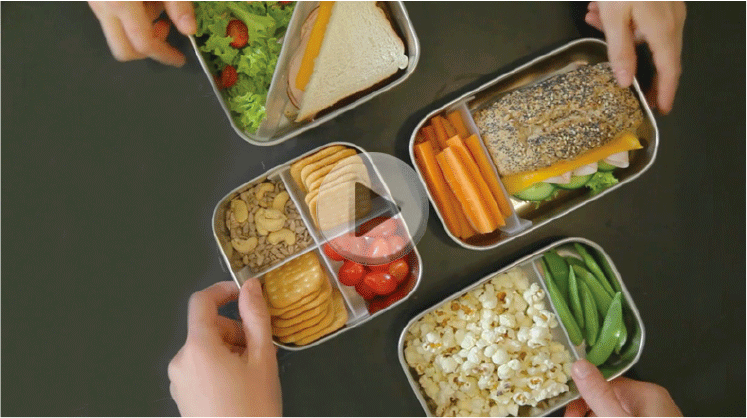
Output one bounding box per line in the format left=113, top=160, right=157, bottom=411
left=398, top=237, right=645, bottom=416
left=408, top=38, right=659, bottom=250
left=212, top=142, right=422, bottom=350
left=192, top=1, right=420, bottom=146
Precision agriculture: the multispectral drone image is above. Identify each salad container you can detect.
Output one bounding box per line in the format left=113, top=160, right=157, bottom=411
left=408, top=38, right=659, bottom=250
left=212, top=142, right=423, bottom=350
left=192, top=1, right=420, bottom=146
left=398, top=237, right=645, bottom=417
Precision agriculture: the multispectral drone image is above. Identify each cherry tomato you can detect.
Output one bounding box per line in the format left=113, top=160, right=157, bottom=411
left=363, top=271, right=398, bottom=295
left=338, top=261, right=365, bottom=286
left=365, top=237, right=390, bottom=261
left=332, top=233, right=365, bottom=258
left=355, top=280, right=377, bottom=300
left=387, top=235, right=408, bottom=256
left=323, top=243, right=344, bottom=261
left=363, top=217, right=398, bottom=237
left=220, top=65, right=238, bottom=89
left=388, top=258, right=409, bottom=283
left=367, top=262, right=390, bottom=272
left=226, top=19, right=248, bottom=48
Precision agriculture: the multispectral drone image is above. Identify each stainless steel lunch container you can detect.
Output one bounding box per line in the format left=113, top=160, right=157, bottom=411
left=212, top=142, right=423, bottom=350
left=398, top=237, right=645, bottom=416
left=408, top=38, right=659, bottom=250
left=192, top=1, right=420, bottom=146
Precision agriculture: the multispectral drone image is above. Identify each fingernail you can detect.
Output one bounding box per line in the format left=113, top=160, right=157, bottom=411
left=572, top=359, right=596, bottom=379
left=180, top=14, right=197, bottom=34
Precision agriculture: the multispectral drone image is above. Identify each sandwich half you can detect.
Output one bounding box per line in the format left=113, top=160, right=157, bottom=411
left=291, top=1, right=408, bottom=122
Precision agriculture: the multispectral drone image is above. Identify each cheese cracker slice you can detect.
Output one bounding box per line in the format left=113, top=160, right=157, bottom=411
left=290, top=145, right=345, bottom=191
left=300, top=148, right=357, bottom=186
left=263, top=252, right=324, bottom=309
left=293, top=290, right=349, bottom=345
left=272, top=301, right=332, bottom=337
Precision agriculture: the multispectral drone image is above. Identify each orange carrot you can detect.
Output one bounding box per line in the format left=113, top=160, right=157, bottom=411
left=447, top=110, right=470, bottom=138
left=431, top=116, right=449, bottom=150
left=421, top=126, right=438, bottom=150
left=446, top=136, right=505, bottom=227
left=437, top=148, right=497, bottom=234
left=414, top=141, right=461, bottom=238
left=464, top=134, right=513, bottom=217
left=442, top=117, right=458, bottom=138
left=415, top=131, right=426, bottom=144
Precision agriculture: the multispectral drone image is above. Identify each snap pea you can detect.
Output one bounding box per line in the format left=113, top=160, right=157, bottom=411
left=615, top=314, right=628, bottom=354
left=543, top=265, right=584, bottom=346
left=593, top=247, right=622, bottom=293
left=578, top=280, right=599, bottom=346
left=565, top=256, right=585, bottom=269
left=568, top=267, right=584, bottom=329
left=575, top=243, right=615, bottom=296
left=617, top=322, right=643, bottom=362
left=572, top=264, right=612, bottom=316
left=543, top=251, right=570, bottom=298
left=586, top=292, right=624, bottom=366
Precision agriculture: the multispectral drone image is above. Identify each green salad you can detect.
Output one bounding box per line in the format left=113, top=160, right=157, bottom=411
left=194, top=1, right=295, bottom=134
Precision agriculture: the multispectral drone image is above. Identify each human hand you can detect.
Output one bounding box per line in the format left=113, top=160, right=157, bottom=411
left=88, top=2, right=196, bottom=67
left=565, top=359, right=682, bottom=417
left=585, top=2, right=686, bottom=114
left=168, top=280, right=282, bottom=416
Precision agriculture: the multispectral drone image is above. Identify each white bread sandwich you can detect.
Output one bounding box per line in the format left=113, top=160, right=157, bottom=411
left=288, top=1, right=408, bottom=122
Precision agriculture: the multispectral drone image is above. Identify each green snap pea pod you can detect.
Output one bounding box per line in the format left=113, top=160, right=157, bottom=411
left=575, top=243, right=615, bottom=296
left=614, top=313, right=628, bottom=354
left=598, top=365, right=618, bottom=379
left=568, top=267, right=584, bottom=329
left=586, top=292, right=624, bottom=366
left=543, top=264, right=584, bottom=346
left=543, top=251, right=570, bottom=298
left=572, top=264, right=612, bottom=316
left=593, top=247, right=622, bottom=293
left=565, top=256, right=585, bottom=269
left=617, top=321, right=643, bottom=362
left=578, top=280, right=599, bottom=346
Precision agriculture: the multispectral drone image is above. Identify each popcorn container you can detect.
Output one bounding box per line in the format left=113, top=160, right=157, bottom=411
left=397, top=237, right=644, bottom=416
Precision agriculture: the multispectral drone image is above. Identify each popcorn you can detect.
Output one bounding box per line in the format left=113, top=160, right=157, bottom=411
left=404, top=268, right=573, bottom=417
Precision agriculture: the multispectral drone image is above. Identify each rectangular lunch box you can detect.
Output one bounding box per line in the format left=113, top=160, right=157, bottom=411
left=212, top=142, right=423, bottom=350
left=192, top=1, right=420, bottom=146
left=398, top=237, right=645, bottom=417
left=408, top=38, right=659, bottom=250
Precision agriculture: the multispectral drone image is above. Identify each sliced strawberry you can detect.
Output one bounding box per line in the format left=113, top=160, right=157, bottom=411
left=220, top=65, right=238, bottom=89
left=226, top=19, right=248, bottom=48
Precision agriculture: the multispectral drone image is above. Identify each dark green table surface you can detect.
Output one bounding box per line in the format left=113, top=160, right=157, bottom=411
left=2, top=2, right=745, bottom=416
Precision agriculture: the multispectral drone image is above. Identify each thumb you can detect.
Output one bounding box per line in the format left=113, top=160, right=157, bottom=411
left=238, top=279, right=275, bottom=357
left=599, top=3, right=637, bottom=87
left=571, top=359, right=630, bottom=417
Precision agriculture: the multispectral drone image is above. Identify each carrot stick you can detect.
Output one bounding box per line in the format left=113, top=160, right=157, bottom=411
left=464, top=134, right=513, bottom=217
left=446, top=137, right=505, bottom=227
left=431, top=116, right=449, bottom=150
left=415, top=131, right=426, bottom=144
left=421, top=126, right=439, bottom=151
left=414, top=141, right=462, bottom=238
left=437, top=149, right=497, bottom=234
left=447, top=110, right=470, bottom=138
left=442, top=117, right=458, bottom=138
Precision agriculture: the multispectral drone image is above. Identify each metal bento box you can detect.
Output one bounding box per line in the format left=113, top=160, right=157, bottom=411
left=398, top=237, right=644, bottom=417
left=192, top=1, right=420, bottom=146
left=212, top=142, right=422, bottom=350
left=408, top=38, right=659, bottom=250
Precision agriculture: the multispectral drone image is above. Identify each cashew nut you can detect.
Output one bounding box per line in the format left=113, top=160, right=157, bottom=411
left=272, top=191, right=290, bottom=211
left=254, top=208, right=286, bottom=236
left=255, top=183, right=275, bottom=201
left=267, top=228, right=296, bottom=246
left=230, top=199, right=249, bottom=223
left=231, top=237, right=258, bottom=254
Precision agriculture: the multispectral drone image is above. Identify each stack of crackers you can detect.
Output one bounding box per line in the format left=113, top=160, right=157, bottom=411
left=290, top=145, right=372, bottom=230
left=263, top=252, right=348, bottom=346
